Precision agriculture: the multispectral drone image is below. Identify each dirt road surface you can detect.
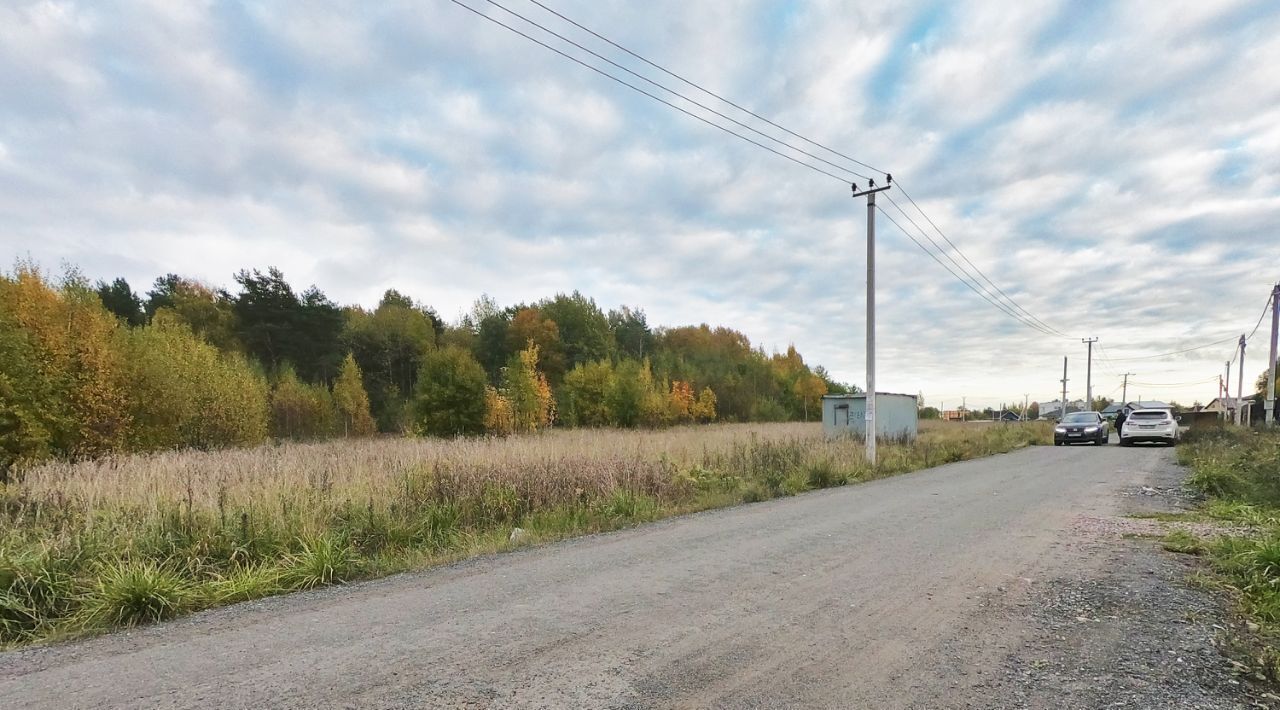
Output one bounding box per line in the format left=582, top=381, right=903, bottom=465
left=2, top=441, right=1270, bottom=708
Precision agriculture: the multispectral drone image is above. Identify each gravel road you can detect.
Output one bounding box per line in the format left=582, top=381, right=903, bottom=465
left=2, top=439, right=1272, bottom=709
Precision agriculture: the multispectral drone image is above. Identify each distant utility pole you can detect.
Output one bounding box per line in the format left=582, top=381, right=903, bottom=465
left=1266, top=288, right=1279, bottom=426
left=1023, top=393, right=1030, bottom=421
left=1225, top=360, right=1232, bottom=423
left=1237, top=333, right=1247, bottom=426
left=852, top=178, right=892, bottom=466
left=1120, top=372, right=1135, bottom=407
left=1082, top=338, right=1098, bottom=411
left=1060, top=356, right=1069, bottom=418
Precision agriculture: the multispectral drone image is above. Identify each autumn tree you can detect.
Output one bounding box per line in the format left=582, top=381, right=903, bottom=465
left=121, top=312, right=269, bottom=450
left=484, top=386, right=515, bottom=436
left=0, top=265, right=131, bottom=458
left=145, top=275, right=241, bottom=352
left=693, top=386, right=718, bottom=423
left=269, top=365, right=335, bottom=440
left=502, top=342, right=555, bottom=433
left=0, top=301, right=59, bottom=468
left=507, top=307, right=565, bottom=383
left=667, top=380, right=695, bottom=423
left=793, top=374, right=828, bottom=421
left=333, top=354, right=376, bottom=436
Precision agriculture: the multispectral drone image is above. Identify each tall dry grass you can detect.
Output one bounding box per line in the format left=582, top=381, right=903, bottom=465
left=1, top=420, right=1048, bottom=646
left=15, top=423, right=820, bottom=516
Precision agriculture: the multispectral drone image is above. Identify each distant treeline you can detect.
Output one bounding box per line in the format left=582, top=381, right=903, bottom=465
left=0, top=262, right=848, bottom=466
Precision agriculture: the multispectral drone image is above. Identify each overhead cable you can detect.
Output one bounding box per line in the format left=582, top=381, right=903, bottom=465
left=521, top=0, right=889, bottom=176
left=446, top=0, right=851, bottom=182
left=876, top=206, right=1069, bottom=338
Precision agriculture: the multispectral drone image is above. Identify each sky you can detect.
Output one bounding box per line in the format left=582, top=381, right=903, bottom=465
left=2, top=0, right=1278, bottom=410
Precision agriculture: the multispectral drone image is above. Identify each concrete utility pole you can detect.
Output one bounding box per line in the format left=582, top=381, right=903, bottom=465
left=1237, top=333, right=1247, bottom=426
left=1082, top=338, right=1098, bottom=411
left=1023, top=393, right=1030, bottom=421
left=1120, top=372, right=1135, bottom=408
left=1268, top=283, right=1279, bottom=427
left=852, top=179, right=891, bottom=466
left=1226, top=360, right=1232, bottom=423
left=1060, top=356, right=1069, bottom=418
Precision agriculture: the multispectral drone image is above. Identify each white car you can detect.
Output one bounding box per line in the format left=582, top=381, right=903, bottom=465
left=1119, top=408, right=1180, bottom=446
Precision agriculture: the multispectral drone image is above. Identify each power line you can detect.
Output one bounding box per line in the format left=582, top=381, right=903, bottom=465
left=879, top=195, right=1070, bottom=338
left=1127, top=376, right=1219, bottom=388
left=446, top=0, right=851, bottom=182
left=460, top=0, right=1077, bottom=345
left=890, top=185, right=1071, bottom=338
left=1247, top=291, right=1274, bottom=341
left=478, top=0, right=873, bottom=182
left=512, top=0, right=1068, bottom=340
left=1226, top=293, right=1272, bottom=366
left=875, top=206, right=1068, bottom=337
left=521, top=0, right=889, bottom=176
left=1103, top=334, right=1242, bottom=362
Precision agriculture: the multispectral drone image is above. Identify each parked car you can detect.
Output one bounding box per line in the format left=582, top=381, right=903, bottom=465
left=1119, top=408, right=1180, bottom=446
left=1054, top=411, right=1109, bottom=446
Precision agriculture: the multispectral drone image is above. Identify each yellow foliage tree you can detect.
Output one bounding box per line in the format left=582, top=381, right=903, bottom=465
left=270, top=365, right=336, bottom=440
left=0, top=264, right=131, bottom=458
left=333, top=353, right=376, bottom=436
left=122, top=311, right=269, bottom=450
left=503, top=341, right=555, bottom=433
left=693, top=386, right=718, bottom=423
left=668, top=380, right=695, bottom=423
left=793, top=374, right=828, bottom=422
left=483, top=385, right=515, bottom=436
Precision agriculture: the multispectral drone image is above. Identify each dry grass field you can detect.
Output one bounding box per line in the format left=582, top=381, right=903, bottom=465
left=1, top=420, right=1048, bottom=646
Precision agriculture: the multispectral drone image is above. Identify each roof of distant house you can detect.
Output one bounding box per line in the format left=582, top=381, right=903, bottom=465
left=1125, top=401, right=1171, bottom=410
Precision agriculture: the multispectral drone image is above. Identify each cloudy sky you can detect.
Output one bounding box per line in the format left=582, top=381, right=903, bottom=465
left=2, top=0, right=1278, bottom=409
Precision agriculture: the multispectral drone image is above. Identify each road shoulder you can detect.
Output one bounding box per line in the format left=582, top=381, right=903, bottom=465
left=958, top=451, right=1276, bottom=709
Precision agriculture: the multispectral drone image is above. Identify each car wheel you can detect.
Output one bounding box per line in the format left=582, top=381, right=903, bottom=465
left=1119, top=438, right=1131, bottom=447
left=1097, top=437, right=1107, bottom=445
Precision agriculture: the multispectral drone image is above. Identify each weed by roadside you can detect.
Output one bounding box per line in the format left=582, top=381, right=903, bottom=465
left=1175, top=427, right=1280, bottom=682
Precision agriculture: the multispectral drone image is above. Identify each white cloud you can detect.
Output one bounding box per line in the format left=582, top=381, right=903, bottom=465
left=1, top=0, right=1278, bottom=409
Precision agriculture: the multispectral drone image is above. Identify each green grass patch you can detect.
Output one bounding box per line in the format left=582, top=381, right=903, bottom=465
left=1175, top=427, right=1280, bottom=681
left=1162, top=529, right=1205, bottom=555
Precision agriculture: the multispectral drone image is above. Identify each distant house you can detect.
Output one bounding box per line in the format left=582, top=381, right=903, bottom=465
left=942, top=409, right=966, bottom=422
left=1122, top=400, right=1172, bottom=413
left=1100, top=403, right=1125, bottom=419
left=1201, top=398, right=1235, bottom=414
left=1039, top=399, right=1088, bottom=418
left=994, top=410, right=1021, bottom=422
